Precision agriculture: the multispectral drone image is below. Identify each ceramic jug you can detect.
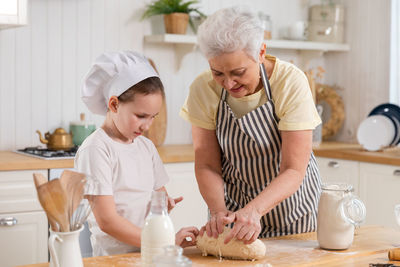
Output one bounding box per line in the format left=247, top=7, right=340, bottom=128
left=49, top=226, right=84, bottom=267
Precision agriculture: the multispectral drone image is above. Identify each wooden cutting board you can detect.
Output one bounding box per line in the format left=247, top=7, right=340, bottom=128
left=143, top=99, right=167, bottom=147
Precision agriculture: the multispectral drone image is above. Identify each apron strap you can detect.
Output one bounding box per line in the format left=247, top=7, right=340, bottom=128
left=260, top=63, right=272, bottom=100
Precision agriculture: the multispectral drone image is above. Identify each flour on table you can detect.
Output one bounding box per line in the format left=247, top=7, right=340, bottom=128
left=196, top=227, right=266, bottom=260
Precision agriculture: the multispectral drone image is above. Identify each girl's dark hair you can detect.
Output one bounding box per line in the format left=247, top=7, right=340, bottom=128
left=118, top=76, right=164, bottom=103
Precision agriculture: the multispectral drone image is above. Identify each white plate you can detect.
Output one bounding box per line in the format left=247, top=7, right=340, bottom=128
left=357, top=115, right=395, bottom=151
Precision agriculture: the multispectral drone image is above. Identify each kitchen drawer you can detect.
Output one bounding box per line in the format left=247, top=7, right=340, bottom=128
left=0, top=211, right=48, bottom=267
left=316, top=157, right=360, bottom=194
left=0, top=170, right=47, bottom=213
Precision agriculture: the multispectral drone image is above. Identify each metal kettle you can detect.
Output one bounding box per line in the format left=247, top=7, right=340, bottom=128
left=36, top=128, right=74, bottom=151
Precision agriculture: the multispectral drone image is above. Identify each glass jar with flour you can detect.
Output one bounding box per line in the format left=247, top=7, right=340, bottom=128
left=317, top=183, right=366, bottom=250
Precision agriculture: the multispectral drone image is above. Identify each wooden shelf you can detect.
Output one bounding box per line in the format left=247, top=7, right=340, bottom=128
left=144, top=34, right=350, bottom=52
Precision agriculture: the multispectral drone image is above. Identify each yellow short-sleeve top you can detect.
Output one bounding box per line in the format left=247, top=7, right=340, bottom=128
left=179, top=55, right=321, bottom=131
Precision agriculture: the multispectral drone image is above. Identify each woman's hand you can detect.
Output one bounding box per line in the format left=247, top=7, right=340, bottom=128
left=224, top=205, right=262, bottom=244
left=167, top=196, right=183, bottom=213
left=201, top=210, right=234, bottom=238
left=175, top=227, right=199, bottom=248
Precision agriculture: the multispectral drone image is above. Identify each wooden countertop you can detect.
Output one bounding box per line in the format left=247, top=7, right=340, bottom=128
left=3, top=141, right=400, bottom=171
left=313, top=142, right=400, bottom=166
left=18, top=225, right=400, bottom=267
left=0, top=144, right=194, bottom=171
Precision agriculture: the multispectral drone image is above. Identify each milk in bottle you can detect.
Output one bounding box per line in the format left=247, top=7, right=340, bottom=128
left=141, top=191, right=175, bottom=267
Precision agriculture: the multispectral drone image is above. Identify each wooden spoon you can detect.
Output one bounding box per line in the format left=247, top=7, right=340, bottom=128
left=60, top=170, right=86, bottom=227
left=33, top=173, right=59, bottom=231
left=36, top=178, right=70, bottom=232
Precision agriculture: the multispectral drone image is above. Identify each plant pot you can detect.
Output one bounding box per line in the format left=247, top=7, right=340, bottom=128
left=163, top=13, right=189, bottom=34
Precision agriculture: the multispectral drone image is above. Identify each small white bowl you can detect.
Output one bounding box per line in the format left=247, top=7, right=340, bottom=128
left=357, top=115, right=395, bottom=151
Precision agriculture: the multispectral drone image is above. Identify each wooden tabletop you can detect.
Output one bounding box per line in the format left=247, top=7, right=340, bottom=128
left=18, top=225, right=400, bottom=267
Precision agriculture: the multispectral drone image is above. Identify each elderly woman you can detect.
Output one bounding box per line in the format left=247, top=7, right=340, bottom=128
left=180, top=6, right=322, bottom=244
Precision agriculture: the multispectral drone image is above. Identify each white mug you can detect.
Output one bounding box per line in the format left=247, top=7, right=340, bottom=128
left=287, top=21, right=308, bottom=40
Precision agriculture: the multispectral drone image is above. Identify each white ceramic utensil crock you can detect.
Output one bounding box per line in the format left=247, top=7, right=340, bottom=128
left=49, top=226, right=84, bottom=267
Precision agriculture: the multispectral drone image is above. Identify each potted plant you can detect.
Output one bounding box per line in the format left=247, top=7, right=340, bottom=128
left=142, top=0, right=206, bottom=34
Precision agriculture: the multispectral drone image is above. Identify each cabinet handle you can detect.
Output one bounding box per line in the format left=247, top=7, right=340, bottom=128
left=393, top=170, right=400, bottom=176
left=0, top=217, right=18, bottom=226
left=328, top=161, right=339, bottom=168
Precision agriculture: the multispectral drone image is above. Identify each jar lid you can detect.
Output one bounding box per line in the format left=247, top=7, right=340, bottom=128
left=321, top=183, right=354, bottom=193
left=153, top=245, right=192, bottom=266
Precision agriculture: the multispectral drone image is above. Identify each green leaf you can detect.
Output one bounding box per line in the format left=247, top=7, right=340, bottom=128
left=141, top=0, right=204, bottom=19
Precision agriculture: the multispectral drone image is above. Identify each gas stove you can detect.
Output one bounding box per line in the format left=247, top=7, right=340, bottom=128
left=16, top=146, right=78, bottom=160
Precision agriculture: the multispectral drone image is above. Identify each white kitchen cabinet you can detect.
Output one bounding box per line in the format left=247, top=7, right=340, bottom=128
left=0, top=211, right=48, bottom=267
left=164, top=162, right=208, bottom=231
left=0, top=0, right=27, bottom=29
left=316, top=157, right=360, bottom=194
left=0, top=170, right=48, bottom=266
left=359, top=162, right=400, bottom=229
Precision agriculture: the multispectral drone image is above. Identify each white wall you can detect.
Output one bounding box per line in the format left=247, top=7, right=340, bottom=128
left=0, top=0, right=392, bottom=150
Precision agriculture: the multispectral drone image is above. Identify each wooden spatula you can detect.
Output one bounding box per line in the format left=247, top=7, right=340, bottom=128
left=36, top=178, right=70, bottom=232
left=60, top=170, right=86, bottom=225
left=33, top=173, right=59, bottom=231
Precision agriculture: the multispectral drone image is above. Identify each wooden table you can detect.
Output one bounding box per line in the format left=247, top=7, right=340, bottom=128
left=18, top=225, right=400, bottom=267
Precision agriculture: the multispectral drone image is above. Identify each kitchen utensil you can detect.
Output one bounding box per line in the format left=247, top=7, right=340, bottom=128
left=36, top=128, right=74, bottom=151
left=388, top=248, right=400, bottom=261
left=49, top=226, right=84, bottom=267
left=357, top=115, right=396, bottom=151
left=69, top=178, right=98, bottom=231
left=369, top=103, right=400, bottom=145
left=69, top=113, right=96, bottom=146
left=36, top=178, right=70, bottom=232
left=60, top=170, right=86, bottom=228
left=33, top=173, right=59, bottom=231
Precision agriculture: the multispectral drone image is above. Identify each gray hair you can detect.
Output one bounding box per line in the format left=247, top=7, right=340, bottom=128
left=197, top=6, right=264, bottom=61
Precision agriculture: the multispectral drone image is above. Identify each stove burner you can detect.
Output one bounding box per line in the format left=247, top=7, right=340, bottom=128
left=17, top=146, right=78, bottom=159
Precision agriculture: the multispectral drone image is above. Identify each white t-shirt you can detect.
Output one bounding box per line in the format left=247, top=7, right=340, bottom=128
left=74, top=128, right=169, bottom=256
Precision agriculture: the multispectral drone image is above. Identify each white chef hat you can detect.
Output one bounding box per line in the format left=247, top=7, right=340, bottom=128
left=82, top=51, right=159, bottom=115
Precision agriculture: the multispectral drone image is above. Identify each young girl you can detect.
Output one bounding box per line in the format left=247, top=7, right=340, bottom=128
left=75, top=51, right=199, bottom=256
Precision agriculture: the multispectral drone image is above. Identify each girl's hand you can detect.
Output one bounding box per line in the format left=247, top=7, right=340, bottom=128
left=175, top=227, right=199, bottom=248
left=201, top=210, right=233, bottom=239
left=223, top=205, right=262, bottom=244
left=167, top=196, right=183, bottom=213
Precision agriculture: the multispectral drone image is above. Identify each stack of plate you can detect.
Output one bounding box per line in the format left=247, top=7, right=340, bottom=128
left=357, top=103, right=400, bottom=151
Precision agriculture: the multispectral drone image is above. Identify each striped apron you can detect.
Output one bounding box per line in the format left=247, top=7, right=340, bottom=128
left=216, top=63, right=321, bottom=237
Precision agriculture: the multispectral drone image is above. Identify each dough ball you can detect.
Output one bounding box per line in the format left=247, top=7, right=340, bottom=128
left=196, top=227, right=266, bottom=260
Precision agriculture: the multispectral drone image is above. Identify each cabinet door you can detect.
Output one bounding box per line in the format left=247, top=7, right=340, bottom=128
left=0, top=211, right=48, bottom=267
left=0, top=170, right=47, bottom=213
left=164, top=162, right=208, bottom=230
left=359, top=162, right=400, bottom=228
left=316, top=157, right=360, bottom=194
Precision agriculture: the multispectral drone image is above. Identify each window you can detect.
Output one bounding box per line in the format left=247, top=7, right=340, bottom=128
left=390, top=0, right=400, bottom=103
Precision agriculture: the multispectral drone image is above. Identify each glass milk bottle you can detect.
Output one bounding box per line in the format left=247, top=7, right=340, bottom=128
left=317, top=183, right=366, bottom=250
left=141, top=191, right=175, bottom=267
